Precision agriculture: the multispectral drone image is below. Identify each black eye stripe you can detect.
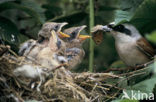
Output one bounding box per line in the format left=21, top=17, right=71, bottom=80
left=112, top=25, right=124, bottom=31
left=123, top=28, right=131, bottom=35
left=112, top=25, right=131, bottom=35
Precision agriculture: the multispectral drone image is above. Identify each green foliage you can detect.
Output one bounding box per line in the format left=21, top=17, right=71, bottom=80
left=0, top=2, right=45, bottom=24
left=115, top=0, right=156, bottom=33
left=115, top=0, right=144, bottom=25
left=120, top=99, right=138, bottom=102
left=132, top=76, right=156, bottom=94
left=42, top=0, right=62, bottom=20
left=0, top=16, right=19, bottom=44
left=89, top=0, right=95, bottom=72
left=21, top=0, right=46, bottom=23
left=0, top=0, right=156, bottom=101
left=131, top=0, right=156, bottom=33
left=110, top=60, right=126, bottom=68
left=25, top=100, right=40, bottom=102
left=0, top=0, right=15, bottom=4
left=49, top=11, right=87, bottom=27
left=0, top=16, right=20, bottom=51
left=146, top=31, right=156, bottom=44
left=112, top=99, right=138, bottom=102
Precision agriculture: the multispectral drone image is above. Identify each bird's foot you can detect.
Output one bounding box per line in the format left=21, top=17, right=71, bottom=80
left=135, top=60, right=154, bottom=69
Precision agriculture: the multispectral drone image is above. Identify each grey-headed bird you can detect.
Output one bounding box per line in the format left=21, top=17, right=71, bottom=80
left=92, top=23, right=155, bottom=67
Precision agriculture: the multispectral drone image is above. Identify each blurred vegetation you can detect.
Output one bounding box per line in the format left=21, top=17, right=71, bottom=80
left=89, top=0, right=94, bottom=72
left=0, top=0, right=156, bottom=101
left=0, top=0, right=120, bottom=72
left=0, top=0, right=156, bottom=71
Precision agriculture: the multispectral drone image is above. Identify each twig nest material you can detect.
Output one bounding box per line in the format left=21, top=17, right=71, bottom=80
left=0, top=45, right=153, bottom=102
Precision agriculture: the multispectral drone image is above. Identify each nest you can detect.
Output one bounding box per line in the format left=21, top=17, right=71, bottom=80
left=0, top=45, right=153, bottom=102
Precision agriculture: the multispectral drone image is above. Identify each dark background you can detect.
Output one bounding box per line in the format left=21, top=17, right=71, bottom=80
left=0, top=0, right=156, bottom=72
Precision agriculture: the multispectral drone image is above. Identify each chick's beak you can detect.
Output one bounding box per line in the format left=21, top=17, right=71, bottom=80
left=78, top=25, right=87, bottom=35
left=79, top=35, right=91, bottom=41
left=51, top=31, right=62, bottom=50
left=79, top=25, right=87, bottom=31
left=51, top=30, right=57, bottom=42
left=49, top=30, right=58, bottom=51
left=59, top=31, right=70, bottom=38
left=58, top=22, right=68, bottom=32
left=60, top=22, right=68, bottom=27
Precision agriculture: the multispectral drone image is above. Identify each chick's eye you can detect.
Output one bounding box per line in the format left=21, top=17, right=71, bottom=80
left=71, top=32, right=77, bottom=38
left=55, top=25, right=59, bottom=29
left=72, top=32, right=76, bottom=35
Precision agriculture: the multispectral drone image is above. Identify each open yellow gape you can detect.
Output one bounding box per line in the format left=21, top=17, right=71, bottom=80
left=59, top=31, right=70, bottom=38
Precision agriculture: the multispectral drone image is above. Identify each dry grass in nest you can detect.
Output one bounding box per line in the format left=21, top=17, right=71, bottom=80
left=0, top=45, right=153, bottom=102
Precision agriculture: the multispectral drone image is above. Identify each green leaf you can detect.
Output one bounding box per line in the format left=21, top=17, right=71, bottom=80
left=110, top=60, right=126, bottom=68
left=0, top=16, right=20, bottom=51
left=48, top=11, right=87, bottom=27
left=146, top=31, right=156, bottom=44
left=120, top=99, right=138, bottom=102
left=112, top=99, right=138, bottom=102
left=0, top=0, right=15, bottom=4
left=0, top=2, right=45, bottom=24
left=21, top=0, right=46, bottom=23
left=43, top=4, right=62, bottom=20
left=115, top=0, right=144, bottom=25
left=98, top=5, right=118, bottom=11
left=130, top=0, right=156, bottom=33
left=120, top=74, right=156, bottom=100
left=25, top=100, right=41, bottom=102
left=131, top=75, right=156, bottom=94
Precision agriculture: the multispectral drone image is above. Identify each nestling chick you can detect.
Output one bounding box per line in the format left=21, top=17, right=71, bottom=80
left=36, top=30, right=65, bottom=69
left=14, top=30, right=66, bottom=91
left=18, top=39, right=36, bottom=56
left=92, top=23, right=155, bottom=67
left=63, top=25, right=91, bottom=69
left=18, top=22, right=69, bottom=59
left=38, top=22, right=69, bottom=43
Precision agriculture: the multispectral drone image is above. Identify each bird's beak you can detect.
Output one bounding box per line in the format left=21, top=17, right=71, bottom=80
left=79, top=25, right=87, bottom=30
left=102, top=22, right=115, bottom=32
left=51, top=30, right=57, bottom=42
left=57, top=22, right=68, bottom=33
left=58, top=31, right=70, bottom=38
left=102, top=25, right=112, bottom=32
left=60, top=22, right=68, bottom=27
left=77, top=25, right=87, bottom=37
left=59, top=22, right=68, bottom=31
left=58, top=22, right=69, bottom=38
left=49, top=30, right=58, bottom=51
left=78, top=35, right=91, bottom=41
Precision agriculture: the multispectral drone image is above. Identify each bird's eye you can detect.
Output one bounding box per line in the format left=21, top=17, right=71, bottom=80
left=72, top=32, right=76, bottom=35
left=55, top=25, right=59, bottom=29
left=108, top=24, right=113, bottom=28
left=71, top=32, right=77, bottom=39
left=113, top=24, right=131, bottom=35
left=113, top=25, right=124, bottom=32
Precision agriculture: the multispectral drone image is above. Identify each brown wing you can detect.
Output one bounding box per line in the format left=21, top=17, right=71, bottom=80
left=136, top=37, right=155, bottom=58
left=92, top=30, right=104, bottom=45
